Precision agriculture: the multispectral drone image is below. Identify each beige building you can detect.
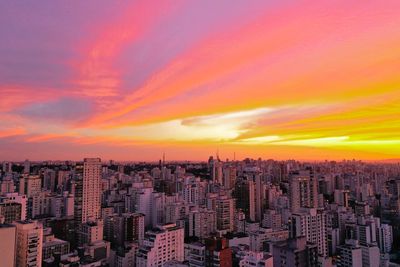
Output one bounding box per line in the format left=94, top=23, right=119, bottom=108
left=0, top=224, right=16, bottom=267
left=14, top=220, right=43, bottom=267
left=82, top=158, right=102, bottom=223
left=26, top=175, right=42, bottom=198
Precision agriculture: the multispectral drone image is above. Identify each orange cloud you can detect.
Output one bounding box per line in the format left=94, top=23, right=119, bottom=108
left=0, top=127, right=26, bottom=138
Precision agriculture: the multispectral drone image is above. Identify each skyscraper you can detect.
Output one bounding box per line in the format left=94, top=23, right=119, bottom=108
left=79, top=158, right=102, bottom=223
left=289, top=170, right=318, bottom=213
left=290, top=208, right=328, bottom=257
left=215, top=195, right=235, bottom=232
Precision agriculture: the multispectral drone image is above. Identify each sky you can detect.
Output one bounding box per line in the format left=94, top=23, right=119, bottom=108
left=1, top=0, right=400, bottom=162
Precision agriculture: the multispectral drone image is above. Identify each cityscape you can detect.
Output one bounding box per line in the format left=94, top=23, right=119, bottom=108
left=1, top=1, right=400, bottom=267
left=0, top=158, right=399, bottom=266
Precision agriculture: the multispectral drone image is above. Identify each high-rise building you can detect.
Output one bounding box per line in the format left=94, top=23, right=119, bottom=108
left=2, top=161, right=12, bottom=173
left=262, top=209, right=282, bottom=230
left=245, top=169, right=265, bottom=222
left=0, top=202, right=22, bottom=223
left=25, top=175, right=42, bottom=198
left=83, top=158, right=101, bottom=222
left=215, top=195, right=235, bottom=232
left=24, top=159, right=30, bottom=174
left=136, top=224, right=184, bottom=267
left=222, top=166, right=236, bottom=189
left=0, top=176, right=14, bottom=194
left=188, top=208, right=216, bottom=239
left=272, top=237, right=318, bottom=267
left=79, top=219, right=104, bottom=245
left=0, top=193, right=28, bottom=220
left=133, top=187, right=153, bottom=227
left=336, top=239, right=362, bottom=267
left=14, top=220, right=43, bottom=267
left=105, top=213, right=145, bottom=247
left=289, top=170, right=318, bottom=212
left=290, top=208, right=328, bottom=257
left=76, top=158, right=102, bottom=224
left=186, top=242, right=206, bottom=267
left=378, top=223, right=393, bottom=253
left=360, top=244, right=380, bottom=267
left=0, top=224, right=16, bottom=267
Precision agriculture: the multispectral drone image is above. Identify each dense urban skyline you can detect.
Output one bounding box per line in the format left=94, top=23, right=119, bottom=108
left=1, top=157, right=399, bottom=266
left=1, top=1, right=400, bottom=161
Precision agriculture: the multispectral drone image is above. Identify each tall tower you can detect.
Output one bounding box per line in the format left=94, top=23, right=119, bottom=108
left=23, top=159, right=30, bottom=174
left=289, top=170, right=318, bottom=213
left=80, top=158, right=101, bottom=223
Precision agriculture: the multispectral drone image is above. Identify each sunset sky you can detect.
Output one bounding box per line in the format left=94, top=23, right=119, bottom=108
left=1, top=1, right=400, bottom=161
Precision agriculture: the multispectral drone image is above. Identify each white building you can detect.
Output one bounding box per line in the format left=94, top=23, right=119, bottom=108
left=188, top=208, right=216, bottom=239
left=360, top=244, right=380, bottom=267
left=26, top=175, right=42, bottom=198
left=337, top=239, right=362, bottom=267
left=290, top=208, right=328, bottom=257
left=136, top=224, right=184, bottom=267
left=378, top=223, right=393, bottom=253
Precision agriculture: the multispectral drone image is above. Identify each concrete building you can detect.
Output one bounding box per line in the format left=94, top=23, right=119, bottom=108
left=105, top=213, right=145, bottom=248
left=136, top=224, right=184, bottom=267
left=378, top=223, right=393, bottom=253
left=290, top=208, right=328, bottom=257
left=25, top=175, right=42, bottom=198
left=205, top=237, right=232, bottom=267
left=262, top=209, right=282, bottom=230
left=110, top=243, right=138, bottom=267
left=0, top=201, right=22, bottom=223
left=185, top=242, right=206, bottom=267
left=336, top=239, right=362, bottom=267
left=14, top=220, right=43, bottom=267
left=81, top=158, right=102, bottom=223
left=188, top=208, right=216, bottom=239
left=0, top=223, right=16, bottom=267
left=215, top=195, right=235, bottom=232
left=42, top=228, right=70, bottom=260
left=79, top=219, right=104, bottom=245
left=272, top=237, right=318, bottom=267
left=289, top=170, right=318, bottom=212
left=1, top=193, right=28, bottom=220
left=360, top=244, right=380, bottom=267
